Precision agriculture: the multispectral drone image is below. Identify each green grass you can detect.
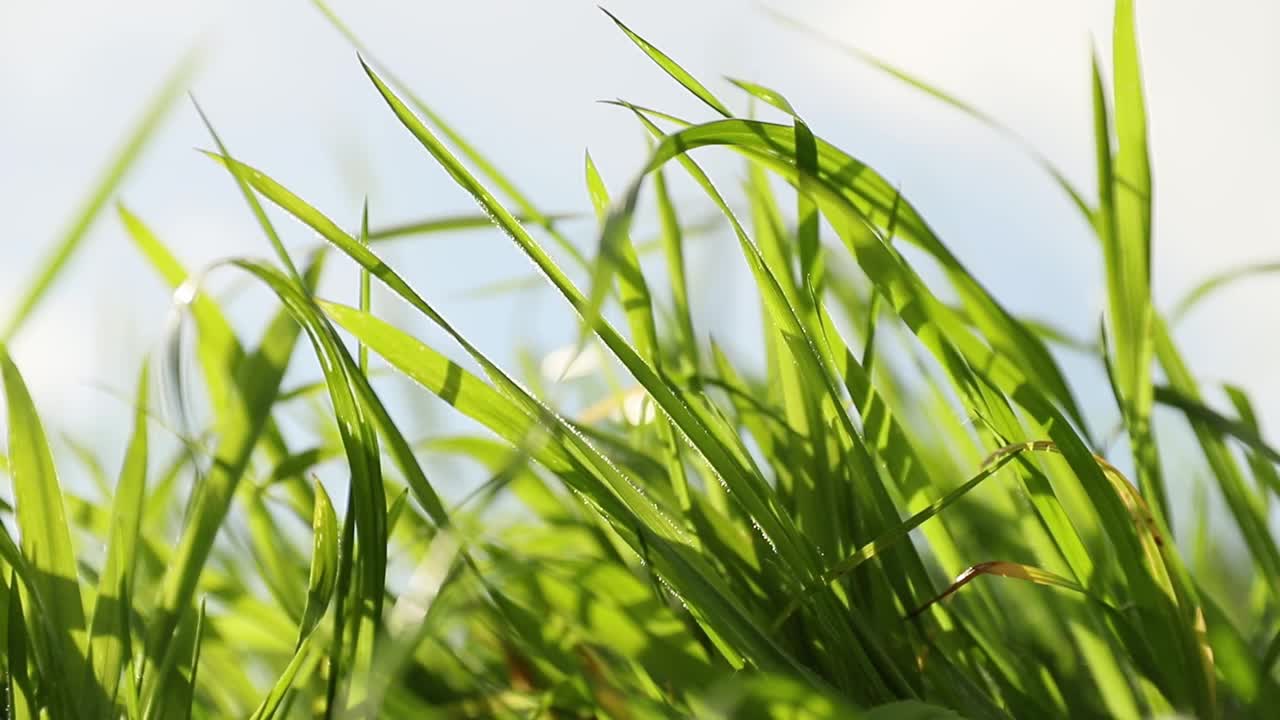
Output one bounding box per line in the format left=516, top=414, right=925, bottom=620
left=1, top=2, right=1278, bottom=718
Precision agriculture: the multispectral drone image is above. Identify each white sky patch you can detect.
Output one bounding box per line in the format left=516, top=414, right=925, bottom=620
left=540, top=343, right=603, bottom=383
left=621, top=387, right=657, bottom=427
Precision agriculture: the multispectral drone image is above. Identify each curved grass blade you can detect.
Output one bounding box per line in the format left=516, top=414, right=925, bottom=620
left=905, top=561, right=1092, bottom=621
left=1, top=50, right=198, bottom=342
left=216, top=259, right=386, bottom=713
left=1170, top=260, right=1280, bottom=325
left=612, top=112, right=1094, bottom=445
left=299, top=480, right=339, bottom=645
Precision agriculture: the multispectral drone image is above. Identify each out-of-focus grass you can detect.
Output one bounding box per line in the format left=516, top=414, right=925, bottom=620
left=1, top=2, right=1277, bottom=718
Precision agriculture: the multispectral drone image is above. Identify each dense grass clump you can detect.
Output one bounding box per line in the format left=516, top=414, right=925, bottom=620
left=2, top=2, right=1278, bottom=718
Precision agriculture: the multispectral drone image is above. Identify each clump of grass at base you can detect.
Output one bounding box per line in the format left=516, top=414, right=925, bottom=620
left=1, top=2, right=1278, bottom=718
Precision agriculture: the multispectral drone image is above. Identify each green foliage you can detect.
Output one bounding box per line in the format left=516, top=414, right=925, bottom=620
left=1, top=3, right=1276, bottom=718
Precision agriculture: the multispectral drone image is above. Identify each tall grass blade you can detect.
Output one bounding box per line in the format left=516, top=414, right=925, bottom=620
left=86, top=361, right=151, bottom=718
left=0, top=346, right=96, bottom=717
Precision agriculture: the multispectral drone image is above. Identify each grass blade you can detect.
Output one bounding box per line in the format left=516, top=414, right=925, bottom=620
left=86, top=361, right=151, bottom=718
left=601, top=8, right=732, bottom=118
left=0, top=346, right=96, bottom=717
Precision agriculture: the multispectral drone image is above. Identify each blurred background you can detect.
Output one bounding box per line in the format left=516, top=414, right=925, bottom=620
left=1, top=0, right=1277, bottom=523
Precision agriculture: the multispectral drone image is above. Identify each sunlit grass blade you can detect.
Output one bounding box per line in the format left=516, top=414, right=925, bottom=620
left=118, top=203, right=247, bottom=431
left=907, top=561, right=1092, bottom=621
left=601, top=8, right=732, bottom=118
left=583, top=151, right=659, bottom=358
left=1098, top=2, right=1165, bottom=526
left=0, top=346, right=96, bottom=716
left=1, top=50, right=199, bottom=343
left=86, top=361, right=151, bottom=718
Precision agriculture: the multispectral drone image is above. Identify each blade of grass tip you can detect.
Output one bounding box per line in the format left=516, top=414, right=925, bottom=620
left=600, top=8, right=732, bottom=118
left=311, top=0, right=589, bottom=269
left=583, top=11, right=734, bottom=353
left=192, top=98, right=303, bottom=285
left=299, top=481, right=339, bottom=646
left=760, top=6, right=1093, bottom=224
left=1106, top=1, right=1167, bottom=527
left=85, top=361, right=150, bottom=719
left=600, top=99, right=694, bottom=129
left=1, top=49, right=199, bottom=343
left=0, top=345, right=98, bottom=717
left=1170, top=260, right=1280, bottom=325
